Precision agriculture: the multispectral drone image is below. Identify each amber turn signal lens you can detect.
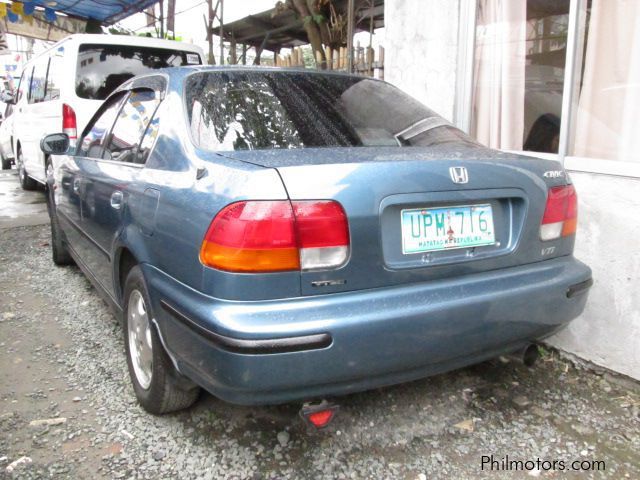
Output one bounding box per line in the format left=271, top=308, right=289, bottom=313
left=200, top=242, right=300, bottom=273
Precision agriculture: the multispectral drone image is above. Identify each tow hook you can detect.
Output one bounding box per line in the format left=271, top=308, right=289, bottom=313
left=299, top=399, right=339, bottom=430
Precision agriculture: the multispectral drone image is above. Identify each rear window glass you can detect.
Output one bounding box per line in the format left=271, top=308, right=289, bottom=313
left=76, top=44, right=201, bottom=100
left=185, top=71, right=477, bottom=151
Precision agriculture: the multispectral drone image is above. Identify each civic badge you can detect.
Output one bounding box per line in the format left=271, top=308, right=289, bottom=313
left=449, top=166, right=468, bottom=184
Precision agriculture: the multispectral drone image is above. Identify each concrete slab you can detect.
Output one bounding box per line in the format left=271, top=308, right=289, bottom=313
left=0, top=169, right=49, bottom=229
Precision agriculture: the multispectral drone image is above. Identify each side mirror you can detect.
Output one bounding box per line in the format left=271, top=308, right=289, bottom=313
left=41, top=133, right=70, bottom=155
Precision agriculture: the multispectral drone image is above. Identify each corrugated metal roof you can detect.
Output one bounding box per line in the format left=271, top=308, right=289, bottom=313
left=30, top=0, right=159, bottom=25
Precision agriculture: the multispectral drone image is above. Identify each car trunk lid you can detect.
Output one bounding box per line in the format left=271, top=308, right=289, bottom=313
left=220, top=145, right=573, bottom=295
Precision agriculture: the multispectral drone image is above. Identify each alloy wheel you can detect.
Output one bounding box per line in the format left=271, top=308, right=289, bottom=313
left=127, top=290, right=153, bottom=389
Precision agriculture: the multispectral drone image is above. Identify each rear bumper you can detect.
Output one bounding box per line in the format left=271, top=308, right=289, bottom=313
left=142, top=256, right=592, bottom=405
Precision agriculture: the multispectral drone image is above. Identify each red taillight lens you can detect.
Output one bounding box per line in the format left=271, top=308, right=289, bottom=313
left=540, top=185, right=578, bottom=240
left=200, top=200, right=350, bottom=273
left=62, top=103, right=77, bottom=140
left=308, top=410, right=335, bottom=428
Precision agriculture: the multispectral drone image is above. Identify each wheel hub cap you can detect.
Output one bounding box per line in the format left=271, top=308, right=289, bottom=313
left=128, top=290, right=153, bottom=389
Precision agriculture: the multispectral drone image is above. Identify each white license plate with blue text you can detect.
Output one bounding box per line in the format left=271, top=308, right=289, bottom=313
left=401, top=204, right=495, bottom=254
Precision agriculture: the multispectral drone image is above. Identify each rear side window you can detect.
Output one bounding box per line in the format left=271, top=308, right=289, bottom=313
left=78, top=92, right=126, bottom=158
left=17, top=68, right=32, bottom=103
left=45, top=55, right=61, bottom=101
left=29, top=58, right=48, bottom=104
left=104, top=89, right=161, bottom=164
left=76, top=44, right=201, bottom=100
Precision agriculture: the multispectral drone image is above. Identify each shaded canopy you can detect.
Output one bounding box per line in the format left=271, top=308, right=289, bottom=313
left=211, top=0, right=384, bottom=52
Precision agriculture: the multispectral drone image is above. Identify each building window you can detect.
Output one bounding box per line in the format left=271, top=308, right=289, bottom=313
left=571, top=0, right=640, bottom=163
left=468, top=0, right=640, bottom=172
left=471, top=0, right=569, bottom=154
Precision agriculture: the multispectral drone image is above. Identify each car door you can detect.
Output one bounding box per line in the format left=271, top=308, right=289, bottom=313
left=12, top=66, right=32, bottom=164
left=57, top=92, right=127, bottom=285
left=22, top=57, right=48, bottom=182
left=0, top=103, right=13, bottom=159
left=79, top=87, right=162, bottom=296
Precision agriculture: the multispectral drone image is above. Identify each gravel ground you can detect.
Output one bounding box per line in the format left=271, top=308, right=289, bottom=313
left=1, top=224, right=639, bottom=479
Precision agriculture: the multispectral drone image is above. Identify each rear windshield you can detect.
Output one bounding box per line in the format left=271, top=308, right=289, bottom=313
left=76, top=44, right=201, bottom=100
left=185, top=71, right=477, bottom=151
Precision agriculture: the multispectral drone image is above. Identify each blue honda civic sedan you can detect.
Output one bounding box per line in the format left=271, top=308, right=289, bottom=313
left=40, top=66, right=592, bottom=419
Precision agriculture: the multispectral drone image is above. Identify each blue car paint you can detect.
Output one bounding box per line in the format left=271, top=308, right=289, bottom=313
left=48, top=66, right=592, bottom=406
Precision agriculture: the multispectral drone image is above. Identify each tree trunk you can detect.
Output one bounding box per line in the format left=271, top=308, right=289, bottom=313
left=305, top=0, right=332, bottom=47
left=291, top=0, right=327, bottom=68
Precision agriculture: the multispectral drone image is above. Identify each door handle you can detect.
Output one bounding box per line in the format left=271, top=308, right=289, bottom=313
left=110, top=191, right=124, bottom=210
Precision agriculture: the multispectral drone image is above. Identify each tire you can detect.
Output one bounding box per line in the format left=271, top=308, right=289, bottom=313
left=1, top=152, right=10, bottom=170
left=124, top=266, right=200, bottom=414
left=46, top=158, right=73, bottom=266
left=17, top=148, right=37, bottom=190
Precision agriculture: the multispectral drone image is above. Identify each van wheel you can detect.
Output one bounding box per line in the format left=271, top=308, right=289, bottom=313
left=17, top=149, right=37, bottom=190
left=124, top=266, right=200, bottom=414
left=1, top=152, right=10, bottom=170
left=46, top=159, right=73, bottom=266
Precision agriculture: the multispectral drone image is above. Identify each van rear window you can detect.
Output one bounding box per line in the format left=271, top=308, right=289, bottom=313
left=76, top=44, right=201, bottom=100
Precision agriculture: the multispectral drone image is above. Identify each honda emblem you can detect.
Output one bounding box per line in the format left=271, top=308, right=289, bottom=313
left=449, top=166, right=469, bottom=184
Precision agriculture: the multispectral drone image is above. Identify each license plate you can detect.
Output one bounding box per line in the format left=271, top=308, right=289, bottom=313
left=401, top=204, right=495, bottom=254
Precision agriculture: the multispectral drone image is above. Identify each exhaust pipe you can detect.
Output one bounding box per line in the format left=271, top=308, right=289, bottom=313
left=506, top=344, right=539, bottom=367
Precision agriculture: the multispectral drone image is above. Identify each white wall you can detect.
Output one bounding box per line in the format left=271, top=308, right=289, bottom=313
left=548, top=172, right=640, bottom=380
left=385, top=0, right=460, bottom=121
left=385, top=0, right=640, bottom=380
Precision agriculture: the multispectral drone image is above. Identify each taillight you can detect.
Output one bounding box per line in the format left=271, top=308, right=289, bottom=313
left=540, top=185, right=578, bottom=241
left=200, top=200, right=350, bottom=273
left=62, top=103, right=77, bottom=139
left=292, top=201, right=350, bottom=270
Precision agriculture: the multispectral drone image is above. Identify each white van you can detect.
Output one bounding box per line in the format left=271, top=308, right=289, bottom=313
left=13, top=34, right=204, bottom=189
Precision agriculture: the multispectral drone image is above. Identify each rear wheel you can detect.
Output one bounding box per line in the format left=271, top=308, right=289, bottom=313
left=46, top=158, right=73, bottom=266
left=124, top=266, right=200, bottom=414
left=17, top=148, right=37, bottom=190
left=1, top=151, right=10, bottom=170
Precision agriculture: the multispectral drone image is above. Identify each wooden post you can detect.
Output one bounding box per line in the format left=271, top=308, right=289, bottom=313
left=218, top=0, right=224, bottom=65
left=378, top=46, right=385, bottom=79
left=242, top=44, right=247, bottom=65
left=325, top=46, right=332, bottom=70
left=230, top=35, right=237, bottom=64
left=366, top=46, right=374, bottom=77
left=346, top=0, right=354, bottom=73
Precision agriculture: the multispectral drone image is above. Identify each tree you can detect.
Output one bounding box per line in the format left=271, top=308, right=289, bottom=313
left=274, top=0, right=348, bottom=69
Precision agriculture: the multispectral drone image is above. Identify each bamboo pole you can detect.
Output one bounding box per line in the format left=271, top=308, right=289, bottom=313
left=325, top=46, right=332, bottom=70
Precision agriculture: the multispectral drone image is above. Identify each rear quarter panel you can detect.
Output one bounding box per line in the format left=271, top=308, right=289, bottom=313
left=132, top=88, right=299, bottom=299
